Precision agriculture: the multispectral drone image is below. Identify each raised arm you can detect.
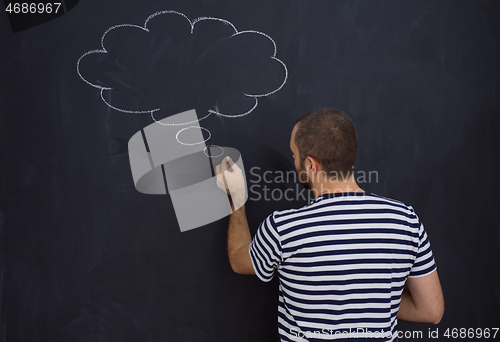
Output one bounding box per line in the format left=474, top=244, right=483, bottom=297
left=216, top=157, right=255, bottom=275
left=226, top=205, right=255, bottom=274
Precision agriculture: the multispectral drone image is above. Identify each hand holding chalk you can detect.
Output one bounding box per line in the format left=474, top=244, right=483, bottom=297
left=215, top=157, right=245, bottom=209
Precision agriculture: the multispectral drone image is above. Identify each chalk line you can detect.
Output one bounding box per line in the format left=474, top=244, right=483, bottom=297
left=176, top=126, right=212, bottom=146
left=204, top=145, right=224, bottom=158
left=150, top=110, right=212, bottom=126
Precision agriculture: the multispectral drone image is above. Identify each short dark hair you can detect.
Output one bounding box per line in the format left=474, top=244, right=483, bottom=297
left=294, top=108, right=358, bottom=175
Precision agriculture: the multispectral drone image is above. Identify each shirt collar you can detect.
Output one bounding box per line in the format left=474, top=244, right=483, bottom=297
left=310, top=191, right=370, bottom=204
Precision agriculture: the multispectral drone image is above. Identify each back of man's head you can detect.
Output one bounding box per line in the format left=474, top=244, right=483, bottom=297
left=295, top=108, right=358, bottom=176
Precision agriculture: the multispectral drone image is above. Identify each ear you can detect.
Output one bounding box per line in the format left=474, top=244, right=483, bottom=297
left=306, top=157, right=320, bottom=174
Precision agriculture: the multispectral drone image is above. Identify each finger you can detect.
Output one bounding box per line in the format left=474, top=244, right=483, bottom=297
left=216, top=174, right=225, bottom=191
left=217, top=173, right=227, bottom=190
left=215, top=163, right=220, bottom=175
left=221, top=156, right=228, bottom=173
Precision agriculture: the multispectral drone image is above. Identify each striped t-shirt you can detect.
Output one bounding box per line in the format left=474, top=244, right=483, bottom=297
left=248, top=192, right=436, bottom=342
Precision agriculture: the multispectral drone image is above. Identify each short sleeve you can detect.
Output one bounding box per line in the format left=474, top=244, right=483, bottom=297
left=249, top=212, right=282, bottom=282
left=408, top=221, right=437, bottom=278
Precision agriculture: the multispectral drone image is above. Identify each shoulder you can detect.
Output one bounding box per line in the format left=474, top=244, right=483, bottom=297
left=366, top=192, right=419, bottom=217
left=366, top=192, right=412, bottom=208
left=256, top=203, right=317, bottom=236
left=269, top=201, right=320, bottom=224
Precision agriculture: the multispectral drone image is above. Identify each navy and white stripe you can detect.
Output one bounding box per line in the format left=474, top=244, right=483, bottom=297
left=249, top=192, right=436, bottom=342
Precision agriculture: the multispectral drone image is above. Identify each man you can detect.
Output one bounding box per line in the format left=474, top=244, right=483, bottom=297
left=216, top=108, right=444, bottom=341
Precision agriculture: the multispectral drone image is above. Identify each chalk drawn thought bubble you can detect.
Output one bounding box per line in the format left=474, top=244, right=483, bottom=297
left=77, top=10, right=288, bottom=125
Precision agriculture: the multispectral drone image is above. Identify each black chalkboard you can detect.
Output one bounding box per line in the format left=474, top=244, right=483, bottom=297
left=1, top=1, right=499, bottom=341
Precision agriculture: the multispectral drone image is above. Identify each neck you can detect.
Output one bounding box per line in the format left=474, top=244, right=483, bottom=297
left=310, top=175, right=364, bottom=198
